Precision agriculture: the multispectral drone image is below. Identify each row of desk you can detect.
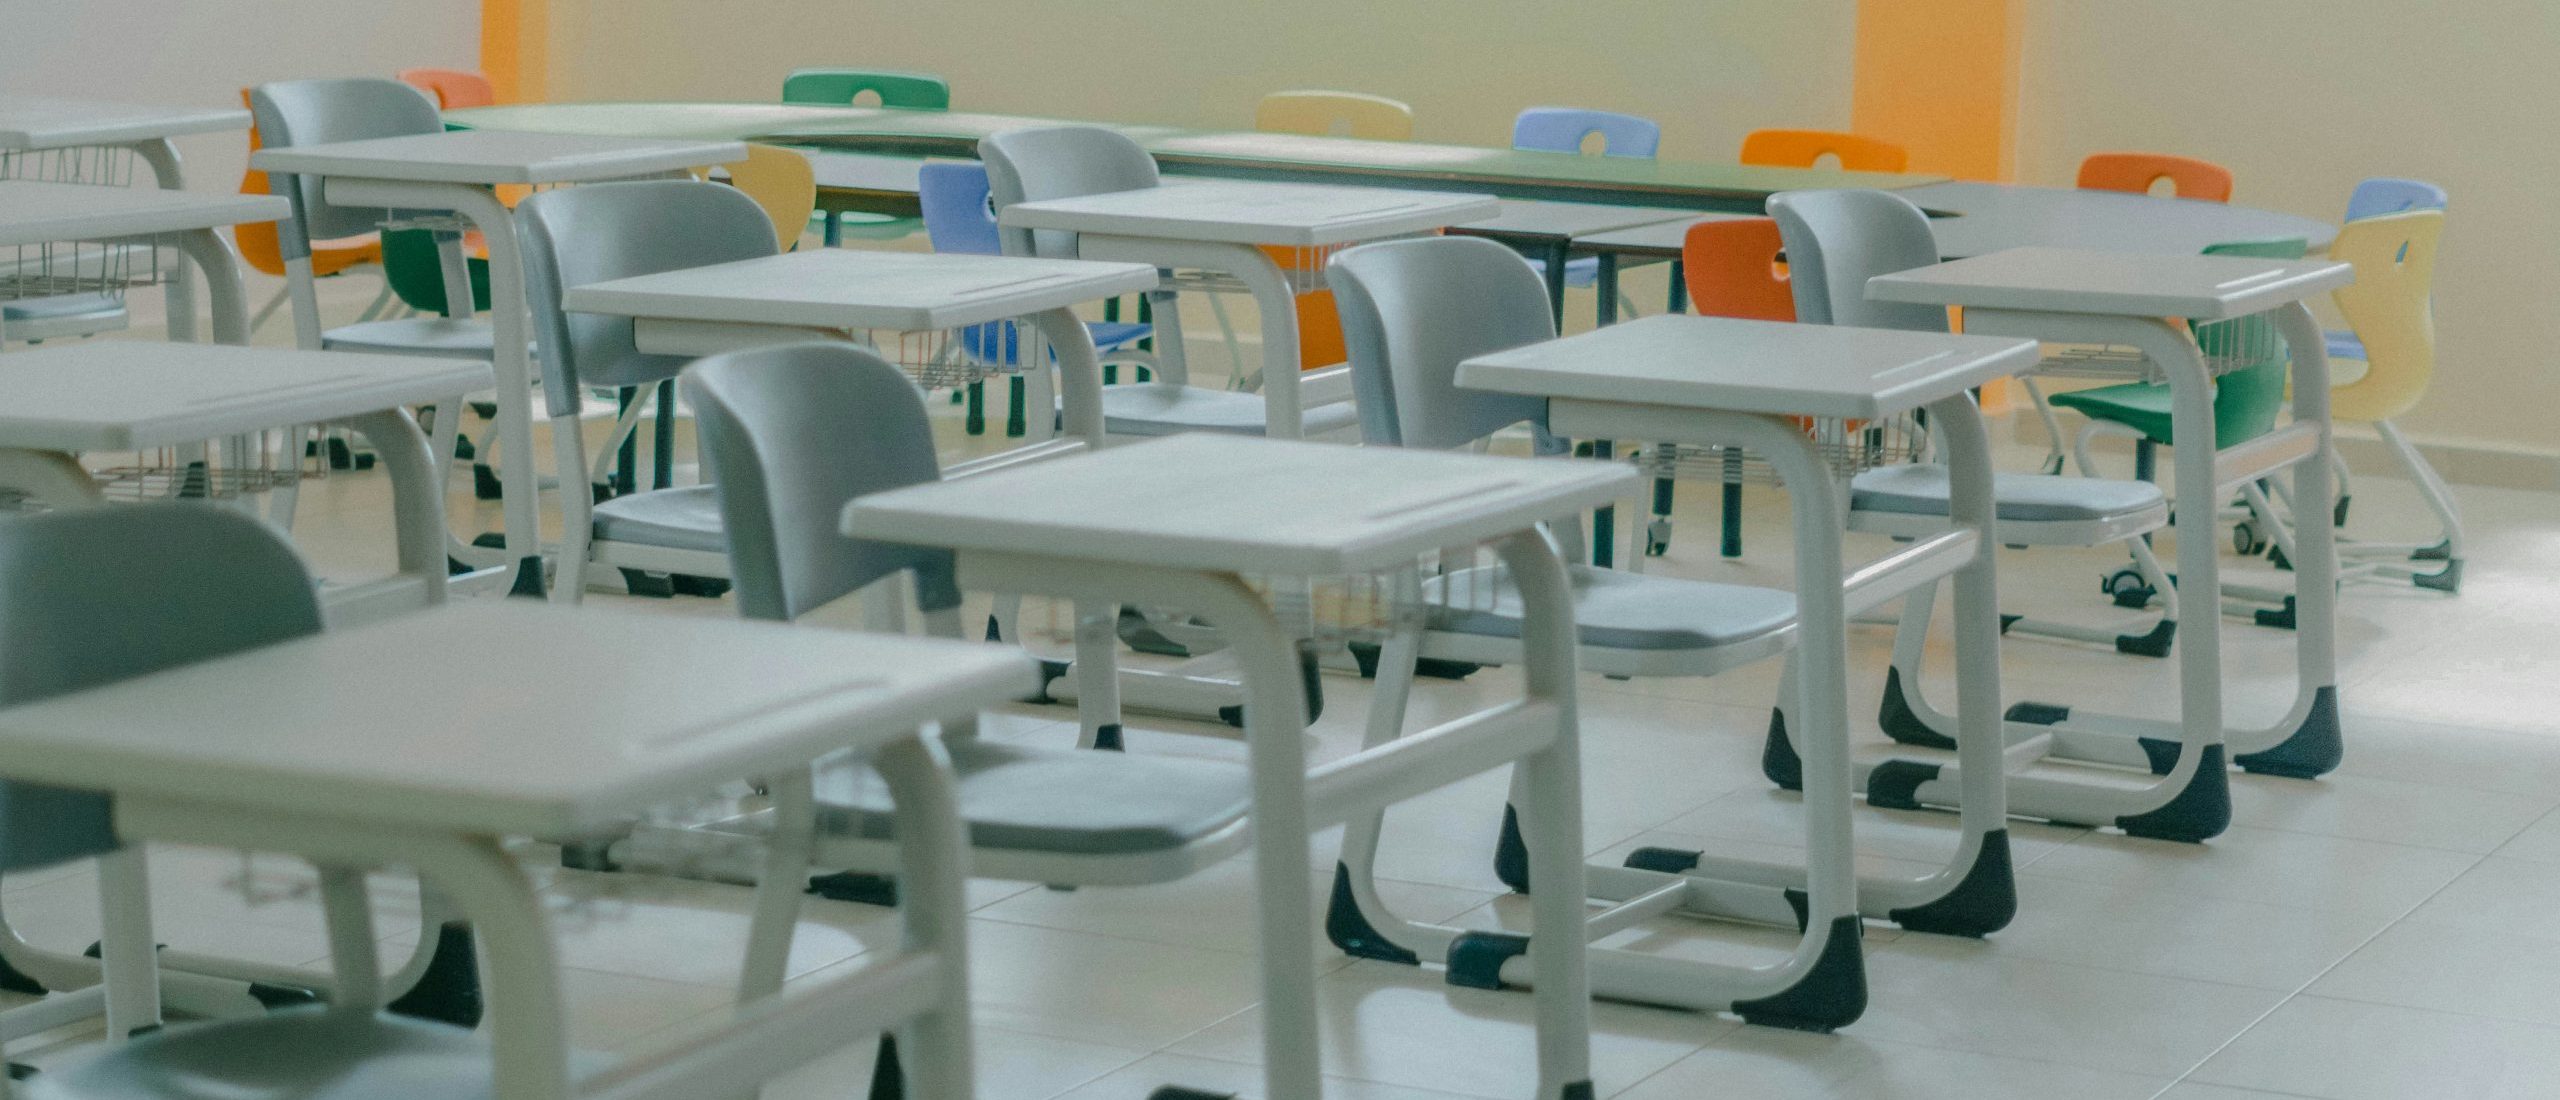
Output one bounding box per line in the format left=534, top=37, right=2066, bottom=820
left=0, top=92, right=2354, bottom=1100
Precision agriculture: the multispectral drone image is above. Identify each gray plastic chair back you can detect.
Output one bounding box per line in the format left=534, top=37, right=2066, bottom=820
left=248, top=79, right=446, bottom=244
left=1767, top=189, right=1949, bottom=333
left=1327, top=236, right=1554, bottom=450
left=516, top=180, right=779, bottom=417
left=682, top=343, right=958, bottom=622
left=979, top=126, right=1159, bottom=260
left=0, top=506, right=321, bottom=872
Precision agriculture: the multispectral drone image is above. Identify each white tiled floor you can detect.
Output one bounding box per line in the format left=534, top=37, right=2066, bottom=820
left=8, top=272, right=2560, bottom=1097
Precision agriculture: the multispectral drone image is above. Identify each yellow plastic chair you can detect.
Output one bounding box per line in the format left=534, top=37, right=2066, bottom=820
left=693, top=144, right=820, bottom=252
left=1254, top=90, right=1414, bottom=140
left=2322, top=208, right=2460, bottom=588
left=1738, top=129, right=1910, bottom=173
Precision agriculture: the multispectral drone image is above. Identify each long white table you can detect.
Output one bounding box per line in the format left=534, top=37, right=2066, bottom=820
left=251, top=129, right=746, bottom=600
left=0, top=602, right=1040, bottom=1100
left=0, top=95, right=254, bottom=343
left=1459, top=315, right=2037, bottom=1024
left=0, top=342, right=490, bottom=624
left=847, top=433, right=1629, bottom=1100
left=1866, top=246, right=2355, bottom=836
left=1000, top=180, right=1499, bottom=439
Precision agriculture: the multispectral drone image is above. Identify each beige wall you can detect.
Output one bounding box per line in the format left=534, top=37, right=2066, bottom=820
left=542, top=0, right=1857, bottom=162
left=0, top=0, right=479, bottom=194
left=2018, top=0, right=2560, bottom=465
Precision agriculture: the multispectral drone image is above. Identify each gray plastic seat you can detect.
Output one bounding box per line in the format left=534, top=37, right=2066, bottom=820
left=684, top=342, right=1254, bottom=870
left=23, top=1009, right=606, bottom=1100
left=1098, top=384, right=1361, bottom=437
left=1850, top=465, right=2167, bottom=524
left=589, top=485, right=726, bottom=554
left=315, top=316, right=515, bottom=358
left=812, top=740, right=1252, bottom=856
left=1427, top=566, right=1797, bottom=653
left=514, top=179, right=780, bottom=599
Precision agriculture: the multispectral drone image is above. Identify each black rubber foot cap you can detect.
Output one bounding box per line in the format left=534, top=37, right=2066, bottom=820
left=1864, top=760, right=1941, bottom=812
left=619, top=568, right=676, bottom=599
left=1115, top=607, right=1193, bottom=658
left=2235, top=686, right=2343, bottom=779
left=1878, top=667, right=1957, bottom=750
left=1494, top=804, right=1532, bottom=894
left=2115, top=618, right=2177, bottom=658
left=868, top=1035, right=903, bottom=1100
left=472, top=464, right=503, bottom=500
left=1147, top=1088, right=1239, bottom=1100
left=669, top=574, right=731, bottom=599
left=1623, top=846, right=1703, bottom=875
left=1091, top=722, right=1125, bottom=752
left=386, top=922, right=484, bottom=1027
left=2414, top=559, right=2463, bottom=593
left=1762, top=708, right=1804, bottom=791
left=2116, top=745, right=2233, bottom=842
left=247, top=982, right=322, bottom=1010
left=1445, top=931, right=1531, bottom=991
left=1732, top=914, right=1867, bottom=1031
left=8, top=1063, right=36, bottom=1081
left=0, top=953, right=46, bottom=996
left=2254, top=597, right=2298, bottom=631
left=1325, top=863, right=1419, bottom=965
left=2005, top=701, right=2071, bottom=726
left=1886, top=829, right=2016, bottom=937
left=808, top=871, right=900, bottom=907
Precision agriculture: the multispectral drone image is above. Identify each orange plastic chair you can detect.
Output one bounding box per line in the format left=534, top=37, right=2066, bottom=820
left=396, top=68, right=497, bottom=110
left=1681, top=218, right=1794, bottom=321
left=2075, top=152, right=2233, bottom=202
left=1738, top=130, right=1908, bottom=173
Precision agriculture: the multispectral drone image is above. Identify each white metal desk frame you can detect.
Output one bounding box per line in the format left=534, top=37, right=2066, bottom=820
left=0, top=602, right=1039, bottom=1100
left=251, top=130, right=747, bottom=600
left=1863, top=247, right=2352, bottom=837
left=1449, top=316, right=2028, bottom=1023
left=847, top=434, right=1622, bottom=1100
left=999, top=181, right=1500, bottom=438
left=0, top=97, right=253, bottom=345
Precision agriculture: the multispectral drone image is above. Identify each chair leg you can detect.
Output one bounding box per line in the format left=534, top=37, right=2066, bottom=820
left=2377, top=419, right=2465, bottom=560
left=94, top=848, right=161, bottom=1041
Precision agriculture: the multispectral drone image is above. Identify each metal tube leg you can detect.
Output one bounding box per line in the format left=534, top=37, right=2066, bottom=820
left=1071, top=602, right=1124, bottom=750
left=443, top=187, right=546, bottom=600
left=739, top=771, right=817, bottom=1004
left=135, top=139, right=197, bottom=345
left=95, top=848, right=161, bottom=1040
left=314, top=866, right=382, bottom=1013
left=875, top=735, right=975, bottom=1100
left=1493, top=530, right=1594, bottom=1098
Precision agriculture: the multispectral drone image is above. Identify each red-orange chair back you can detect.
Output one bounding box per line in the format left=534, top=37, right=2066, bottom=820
left=1738, top=129, right=1909, bottom=173
left=397, top=68, right=497, bottom=110
left=1682, top=218, right=1794, bottom=322
left=2075, top=152, right=2233, bottom=202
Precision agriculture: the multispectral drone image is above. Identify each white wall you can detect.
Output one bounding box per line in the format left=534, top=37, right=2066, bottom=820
left=543, top=0, right=1858, bottom=163
left=0, top=0, right=480, bottom=193
left=2018, top=0, right=2560, bottom=469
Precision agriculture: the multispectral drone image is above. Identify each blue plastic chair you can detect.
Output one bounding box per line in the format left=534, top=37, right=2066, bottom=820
left=916, top=161, right=1151, bottom=436
left=2329, top=178, right=2448, bottom=360
left=1508, top=108, right=1663, bottom=290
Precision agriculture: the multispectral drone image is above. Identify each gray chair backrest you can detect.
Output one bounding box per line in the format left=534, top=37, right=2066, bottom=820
left=1327, top=236, right=1555, bottom=450
left=248, top=78, right=446, bottom=245
left=516, top=180, right=779, bottom=417
left=1767, top=189, right=1949, bottom=332
left=0, top=506, right=320, bottom=872
left=683, top=343, right=958, bottom=622
left=978, top=126, right=1159, bottom=260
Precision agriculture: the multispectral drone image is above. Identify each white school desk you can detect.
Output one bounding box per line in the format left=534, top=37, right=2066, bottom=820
left=251, top=130, right=746, bottom=600
left=0, top=96, right=253, bottom=343
left=848, top=433, right=1631, bottom=1100
left=0, top=602, right=1040, bottom=1100
left=999, top=180, right=1498, bottom=439
left=565, top=248, right=1156, bottom=459
left=1907, top=181, right=2339, bottom=259
left=0, top=179, right=280, bottom=346
left=0, top=342, right=490, bottom=624
left=1868, top=246, right=2354, bottom=835
left=1459, top=315, right=2035, bottom=1022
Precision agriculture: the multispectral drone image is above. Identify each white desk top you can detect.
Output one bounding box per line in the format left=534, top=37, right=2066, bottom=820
left=0, top=180, right=284, bottom=247
left=0, top=343, right=493, bottom=452
left=1902, top=182, right=2339, bottom=259
left=1450, top=201, right=1702, bottom=243
left=252, top=130, right=747, bottom=186
left=1867, top=246, right=2356, bottom=320
left=566, top=249, right=1160, bottom=332
left=0, top=97, right=250, bottom=150
left=1571, top=213, right=1756, bottom=256
left=0, top=602, right=1041, bottom=838
left=846, top=433, right=1638, bottom=576
left=1001, top=181, right=1501, bottom=247
left=1457, top=314, right=2041, bottom=421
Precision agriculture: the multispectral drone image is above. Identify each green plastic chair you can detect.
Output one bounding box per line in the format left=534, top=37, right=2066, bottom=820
left=380, top=229, right=492, bottom=316
left=2049, top=236, right=2310, bottom=460
left=779, top=68, right=950, bottom=244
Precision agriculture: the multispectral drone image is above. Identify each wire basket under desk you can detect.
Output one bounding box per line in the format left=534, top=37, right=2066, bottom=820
left=1631, top=416, right=1931, bottom=488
